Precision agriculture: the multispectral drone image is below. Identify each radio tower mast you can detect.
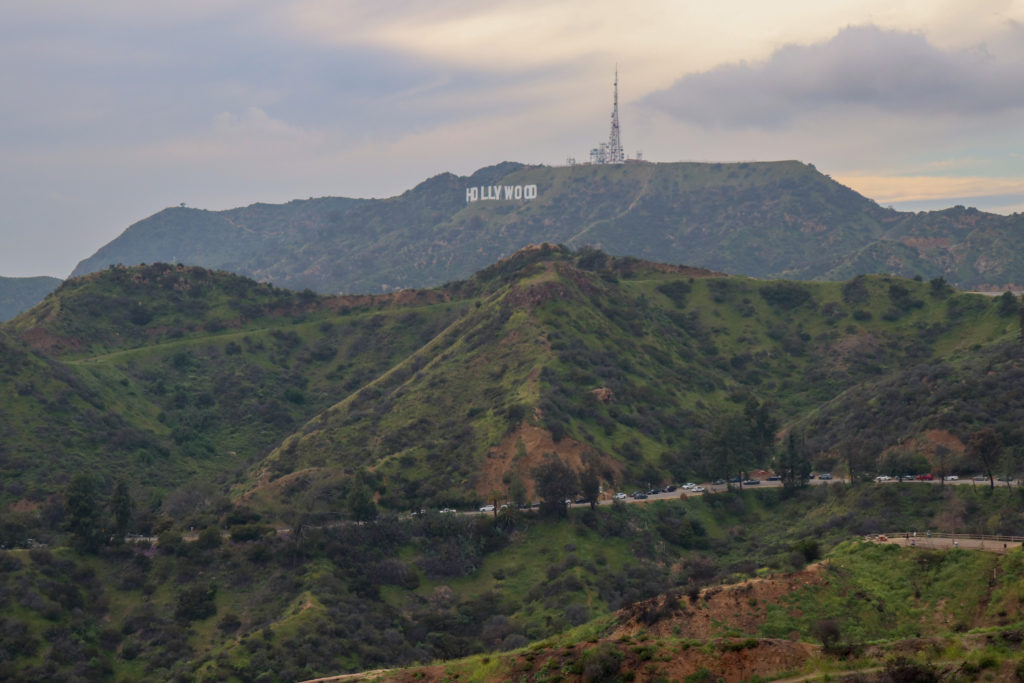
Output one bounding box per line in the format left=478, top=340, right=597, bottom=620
left=607, top=66, right=624, bottom=163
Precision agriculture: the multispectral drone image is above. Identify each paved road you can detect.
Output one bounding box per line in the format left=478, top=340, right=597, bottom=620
left=873, top=533, right=1023, bottom=553
left=476, top=476, right=847, bottom=515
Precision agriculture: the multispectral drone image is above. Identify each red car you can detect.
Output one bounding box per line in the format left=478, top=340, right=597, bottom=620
left=915, top=473, right=934, bottom=480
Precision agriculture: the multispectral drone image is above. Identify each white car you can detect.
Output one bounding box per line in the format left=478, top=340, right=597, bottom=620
left=479, top=504, right=495, bottom=512
left=692, top=486, right=705, bottom=493
left=875, top=475, right=892, bottom=482
left=944, top=475, right=959, bottom=481
left=613, top=492, right=627, bottom=500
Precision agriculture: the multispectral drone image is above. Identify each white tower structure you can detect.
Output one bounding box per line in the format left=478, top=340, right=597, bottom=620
left=606, top=66, right=624, bottom=164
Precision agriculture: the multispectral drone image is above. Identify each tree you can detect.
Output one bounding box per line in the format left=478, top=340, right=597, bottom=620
left=579, top=462, right=602, bottom=510
left=777, top=432, right=811, bottom=492
left=507, top=472, right=528, bottom=509
left=346, top=475, right=377, bottom=522
left=533, top=457, right=578, bottom=518
left=698, top=401, right=776, bottom=488
left=933, top=445, right=953, bottom=486
left=745, top=398, right=778, bottom=464
left=997, top=447, right=1021, bottom=488
left=175, top=583, right=218, bottom=622
left=840, top=434, right=877, bottom=484
left=997, top=291, right=1019, bottom=317
left=488, top=488, right=504, bottom=519
left=65, top=472, right=105, bottom=553
left=967, top=428, right=1001, bottom=489
left=110, top=479, right=134, bottom=539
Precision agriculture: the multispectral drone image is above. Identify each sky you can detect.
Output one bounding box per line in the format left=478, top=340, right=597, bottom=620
left=3, top=1, right=1024, bottom=278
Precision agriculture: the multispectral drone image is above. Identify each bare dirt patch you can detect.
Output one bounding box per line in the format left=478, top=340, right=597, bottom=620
left=476, top=422, right=622, bottom=501
left=612, top=563, right=829, bottom=641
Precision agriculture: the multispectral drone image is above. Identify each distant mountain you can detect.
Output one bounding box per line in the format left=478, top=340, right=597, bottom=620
left=69, top=160, right=1024, bottom=294
left=0, top=275, right=61, bottom=321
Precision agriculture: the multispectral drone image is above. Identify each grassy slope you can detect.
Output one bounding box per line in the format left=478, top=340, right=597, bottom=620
left=0, top=264, right=464, bottom=509
left=3, top=251, right=1017, bottom=515
left=249, top=248, right=1016, bottom=512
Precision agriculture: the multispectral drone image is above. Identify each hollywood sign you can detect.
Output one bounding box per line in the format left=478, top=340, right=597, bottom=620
left=465, top=184, right=538, bottom=203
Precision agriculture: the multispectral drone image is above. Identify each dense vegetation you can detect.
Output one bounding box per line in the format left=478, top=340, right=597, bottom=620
left=4, top=249, right=1024, bottom=680
left=4, top=250, right=1023, bottom=518
left=70, top=161, right=1024, bottom=296
left=3, top=482, right=1024, bottom=681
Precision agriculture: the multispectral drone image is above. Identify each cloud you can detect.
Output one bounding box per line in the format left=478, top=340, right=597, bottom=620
left=834, top=174, right=1024, bottom=204
left=643, top=25, right=1024, bottom=127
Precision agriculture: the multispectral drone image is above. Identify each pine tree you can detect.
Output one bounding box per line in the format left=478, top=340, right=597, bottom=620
left=65, top=472, right=104, bottom=553
left=111, top=479, right=134, bottom=539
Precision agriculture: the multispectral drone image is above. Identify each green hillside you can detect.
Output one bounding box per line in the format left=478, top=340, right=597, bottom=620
left=4, top=249, right=1021, bottom=516
left=2, top=482, right=1024, bottom=681
left=250, top=246, right=1018, bottom=512
left=2, top=263, right=463, bottom=507
left=70, top=161, right=1024, bottom=295
left=3, top=251, right=1024, bottom=681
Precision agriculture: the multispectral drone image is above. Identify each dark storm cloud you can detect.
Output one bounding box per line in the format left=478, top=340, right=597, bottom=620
left=643, top=25, right=1024, bottom=127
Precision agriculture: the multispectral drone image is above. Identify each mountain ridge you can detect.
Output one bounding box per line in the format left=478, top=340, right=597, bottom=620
left=69, top=160, right=1024, bottom=296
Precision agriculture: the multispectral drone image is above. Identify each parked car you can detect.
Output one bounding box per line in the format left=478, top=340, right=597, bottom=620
left=713, top=479, right=725, bottom=485
left=479, top=505, right=495, bottom=512
left=692, top=486, right=705, bottom=493
left=664, top=485, right=677, bottom=492
left=575, top=497, right=590, bottom=505
left=632, top=492, right=648, bottom=500
left=728, top=477, right=742, bottom=483
left=440, top=507, right=456, bottom=514
left=613, top=492, right=627, bottom=500
left=742, top=479, right=760, bottom=485
left=972, top=475, right=987, bottom=481
left=944, top=475, right=958, bottom=481
left=766, top=475, right=782, bottom=481
left=875, top=475, right=892, bottom=482
left=915, top=473, right=934, bottom=480
left=818, top=473, right=833, bottom=480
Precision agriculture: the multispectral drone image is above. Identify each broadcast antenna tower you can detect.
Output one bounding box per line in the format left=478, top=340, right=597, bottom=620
left=607, top=66, right=624, bottom=163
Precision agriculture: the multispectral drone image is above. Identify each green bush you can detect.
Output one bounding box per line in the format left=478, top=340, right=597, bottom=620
left=581, top=643, right=624, bottom=683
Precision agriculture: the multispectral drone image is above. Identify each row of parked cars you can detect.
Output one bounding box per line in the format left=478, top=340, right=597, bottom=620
left=470, top=473, right=847, bottom=514
left=876, top=473, right=1017, bottom=483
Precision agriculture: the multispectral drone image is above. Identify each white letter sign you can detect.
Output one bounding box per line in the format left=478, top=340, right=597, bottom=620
left=465, top=184, right=538, bottom=203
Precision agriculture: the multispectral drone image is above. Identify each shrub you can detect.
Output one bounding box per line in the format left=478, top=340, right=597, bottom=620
left=175, top=583, right=217, bottom=622
left=581, top=643, right=624, bottom=683
left=196, top=527, right=223, bottom=550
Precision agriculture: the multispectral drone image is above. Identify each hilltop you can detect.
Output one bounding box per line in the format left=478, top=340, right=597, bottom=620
left=70, top=161, right=1024, bottom=295
left=4, top=248, right=1022, bottom=516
